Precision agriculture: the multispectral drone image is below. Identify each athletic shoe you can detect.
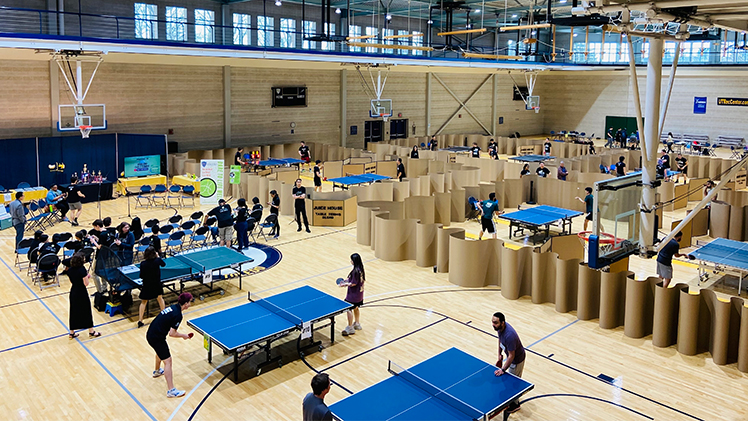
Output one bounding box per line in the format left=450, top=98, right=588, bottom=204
left=342, top=325, right=356, bottom=336
left=137, top=321, right=145, bottom=328
left=305, top=228, right=311, bottom=233
left=166, top=388, right=185, bottom=398
left=63, top=217, right=69, bottom=222
left=297, top=227, right=302, bottom=232
left=273, top=235, right=279, bottom=239
left=353, top=322, right=362, bottom=330
left=152, top=368, right=164, bottom=378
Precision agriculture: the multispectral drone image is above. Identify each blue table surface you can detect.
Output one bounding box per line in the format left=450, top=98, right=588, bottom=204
left=257, top=158, right=304, bottom=165
left=119, top=247, right=251, bottom=282
left=330, top=174, right=390, bottom=184
left=692, top=238, right=748, bottom=271
left=501, top=205, right=583, bottom=226
left=330, top=347, right=533, bottom=421
left=510, top=154, right=555, bottom=162
left=188, top=285, right=351, bottom=350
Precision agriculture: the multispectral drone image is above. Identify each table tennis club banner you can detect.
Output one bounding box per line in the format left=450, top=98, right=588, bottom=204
left=229, top=165, right=241, bottom=184
left=200, top=159, right=224, bottom=205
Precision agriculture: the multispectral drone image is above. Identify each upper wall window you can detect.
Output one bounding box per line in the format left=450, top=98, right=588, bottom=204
left=166, top=6, right=187, bottom=41
left=195, top=9, right=215, bottom=43
left=233, top=13, right=251, bottom=46
left=134, top=3, right=157, bottom=40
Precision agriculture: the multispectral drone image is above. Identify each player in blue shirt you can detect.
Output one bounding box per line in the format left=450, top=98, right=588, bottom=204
left=657, top=231, right=686, bottom=288
left=478, top=193, right=501, bottom=240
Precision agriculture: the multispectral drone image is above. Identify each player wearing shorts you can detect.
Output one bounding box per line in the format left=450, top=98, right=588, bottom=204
left=206, top=199, right=233, bottom=247
left=478, top=193, right=500, bottom=240
left=657, top=231, right=685, bottom=288
left=299, top=141, right=311, bottom=163
left=313, top=160, right=323, bottom=192
left=576, top=187, right=594, bottom=231
left=146, top=292, right=193, bottom=398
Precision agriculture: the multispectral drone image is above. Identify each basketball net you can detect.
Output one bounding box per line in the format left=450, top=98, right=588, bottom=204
left=80, top=125, right=93, bottom=139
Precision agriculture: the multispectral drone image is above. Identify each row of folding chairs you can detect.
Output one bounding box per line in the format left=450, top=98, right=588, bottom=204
left=24, top=198, right=62, bottom=232
left=134, top=184, right=196, bottom=209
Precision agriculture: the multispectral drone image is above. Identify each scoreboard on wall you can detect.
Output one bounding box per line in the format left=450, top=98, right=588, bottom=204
left=272, top=87, right=307, bottom=107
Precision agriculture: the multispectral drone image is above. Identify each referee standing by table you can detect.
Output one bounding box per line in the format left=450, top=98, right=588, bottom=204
left=146, top=292, right=193, bottom=398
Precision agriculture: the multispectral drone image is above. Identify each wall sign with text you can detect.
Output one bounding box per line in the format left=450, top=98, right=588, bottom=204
left=717, top=97, right=748, bottom=107
left=693, top=97, right=707, bottom=114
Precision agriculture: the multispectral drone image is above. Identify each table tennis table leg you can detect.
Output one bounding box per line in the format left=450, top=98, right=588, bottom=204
left=330, top=317, right=336, bottom=343
left=207, top=340, right=212, bottom=364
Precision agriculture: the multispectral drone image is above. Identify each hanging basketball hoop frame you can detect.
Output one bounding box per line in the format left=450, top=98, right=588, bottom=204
left=356, top=64, right=394, bottom=122
left=577, top=231, right=624, bottom=256
left=51, top=50, right=107, bottom=133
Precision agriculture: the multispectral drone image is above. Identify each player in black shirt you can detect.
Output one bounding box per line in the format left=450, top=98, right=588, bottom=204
left=207, top=199, right=234, bottom=247
left=293, top=179, right=311, bottom=233
left=429, top=136, right=438, bottom=151
left=615, top=156, right=626, bottom=177
left=235, top=147, right=247, bottom=170
left=313, top=160, right=323, bottom=192
left=410, top=145, right=419, bottom=159
left=299, top=141, right=311, bottom=163
left=146, top=292, right=193, bottom=398
left=470, top=143, right=481, bottom=158
left=535, top=162, right=550, bottom=177
left=396, top=158, right=406, bottom=181
left=268, top=189, right=280, bottom=238
left=66, top=175, right=86, bottom=226
left=543, top=138, right=552, bottom=156
left=520, top=164, right=531, bottom=178
left=675, top=153, right=687, bottom=183
left=488, top=139, right=498, bottom=159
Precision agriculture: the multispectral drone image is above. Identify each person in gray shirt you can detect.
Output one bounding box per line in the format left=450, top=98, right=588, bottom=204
left=302, top=373, right=333, bottom=421
left=9, top=191, right=26, bottom=250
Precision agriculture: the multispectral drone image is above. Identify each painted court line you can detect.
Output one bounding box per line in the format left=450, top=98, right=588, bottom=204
left=526, top=319, right=580, bottom=348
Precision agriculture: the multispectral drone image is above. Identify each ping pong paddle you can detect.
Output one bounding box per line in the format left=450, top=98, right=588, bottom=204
left=336, top=278, right=347, bottom=286
left=688, top=254, right=696, bottom=261
left=188, top=333, right=194, bottom=339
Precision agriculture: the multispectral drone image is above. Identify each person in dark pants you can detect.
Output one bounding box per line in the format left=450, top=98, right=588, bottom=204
left=138, top=246, right=166, bottom=328
left=657, top=231, right=686, bottom=288
left=47, top=184, right=70, bottom=222
left=268, top=190, right=280, bottom=239
left=492, top=311, right=526, bottom=414
left=313, top=160, right=324, bottom=193
left=410, top=145, right=419, bottom=159
left=235, top=147, right=247, bottom=169
left=396, top=158, right=406, bottom=182
left=429, top=135, right=438, bottom=151
left=146, top=292, right=193, bottom=398
left=234, top=198, right=249, bottom=250
left=9, top=191, right=26, bottom=251
left=488, top=139, right=498, bottom=159
left=66, top=175, right=85, bottom=226
left=114, top=222, right=135, bottom=265
left=302, top=373, right=333, bottom=421
left=478, top=193, right=501, bottom=240
left=576, top=187, right=594, bottom=231
left=293, top=179, right=310, bottom=233
left=67, top=253, right=101, bottom=339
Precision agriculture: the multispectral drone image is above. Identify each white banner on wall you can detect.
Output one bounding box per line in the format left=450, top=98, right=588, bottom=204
left=199, top=159, right=224, bottom=206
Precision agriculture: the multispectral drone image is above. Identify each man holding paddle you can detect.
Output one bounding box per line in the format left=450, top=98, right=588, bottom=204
left=478, top=193, right=501, bottom=240
left=657, top=231, right=692, bottom=288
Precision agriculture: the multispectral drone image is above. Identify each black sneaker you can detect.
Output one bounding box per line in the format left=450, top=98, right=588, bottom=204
left=297, top=227, right=302, bottom=232
left=305, top=228, right=311, bottom=233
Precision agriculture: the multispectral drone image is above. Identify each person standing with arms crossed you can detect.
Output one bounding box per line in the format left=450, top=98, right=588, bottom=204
left=268, top=190, right=280, bottom=239
left=339, top=253, right=365, bottom=336
left=313, top=160, right=324, bottom=193
left=146, top=292, right=193, bottom=398
left=293, top=179, right=311, bottom=233
left=10, top=191, right=26, bottom=251
left=657, top=231, right=686, bottom=288
left=302, top=373, right=333, bottom=421
left=576, top=187, right=594, bottom=231
left=492, top=311, right=526, bottom=414
left=396, top=158, right=406, bottom=182
left=478, top=193, right=501, bottom=240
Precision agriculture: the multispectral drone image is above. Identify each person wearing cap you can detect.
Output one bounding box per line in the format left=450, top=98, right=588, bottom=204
left=146, top=292, right=193, bottom=398
left=557, top=161, right=568, bottom=181
left=206, top=199, right=234, bottom=247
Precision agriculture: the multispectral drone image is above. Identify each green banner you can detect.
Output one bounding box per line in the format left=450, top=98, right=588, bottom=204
left=229, top=165, right=241, bottom=184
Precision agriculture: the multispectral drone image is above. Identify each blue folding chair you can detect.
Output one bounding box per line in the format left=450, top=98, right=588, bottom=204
left=136, top=186, right=152, bottom=208
left=182, top=185, right=196, bottom=208
left=134, top=236, right=152, bottom=261
left=165, top=231, right=185, bottom=255
left=189, top=226, right=210, bottom=249
left=167, top=185, right=182, bottom=208
left=17, top=182, right=30, bottom=189
left=168, top=214, right=183, bottom=229
left=152, top=184, right=167, bottom=208
left=180, top=220, right=195, bottom=236
left=158, top=224, right=173, bottom=241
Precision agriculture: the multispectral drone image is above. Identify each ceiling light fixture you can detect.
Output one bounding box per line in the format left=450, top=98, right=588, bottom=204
left=474, top=9, right=481, bottom=13
left=275, top=0, right=282, bottom=6
left=335, top=7, right=341, bottom=14
left=427, top=19, right=433, bottom=24
left=511, top=14, right=517, bottom=18
left=386, top=13, right=392, bottom=20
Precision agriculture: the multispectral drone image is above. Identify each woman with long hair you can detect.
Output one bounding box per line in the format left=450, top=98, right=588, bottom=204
left=68, top=252, right=100, bottom=338
left=115, top=222, right=135, bottom=265
left=137, top=246, right=166, bottom=328
left=339, top=253, right=365, bottom=336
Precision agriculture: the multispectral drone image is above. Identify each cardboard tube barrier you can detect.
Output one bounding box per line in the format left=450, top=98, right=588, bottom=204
left=624, top=277, right=657, bottom=339
left=577, top=264, right=600, bottom=320
left=599, top=271, right=628, bottom=329
left=555, top=256, right=579, bottom=313
left=652, top=282, right=683, bottom=347
left=531, top=251, right=556, bottom=305
left=677, top=289, right=701, bottom=356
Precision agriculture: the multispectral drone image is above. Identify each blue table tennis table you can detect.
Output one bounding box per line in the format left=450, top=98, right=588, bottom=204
left=509, top=154, right=555, bottom=163
left=329, top=173, right=391, bottom=190
left=330, top=347, right=534, bottom=421
left=500, top=205, right=583, bottom=244
left=441, top=146, right=472, bottom=153
left=255, top=157, right=305, bottom=168
left=187, top=285, right=352, bottom=381
left=691, top=237, right=748, bottom=296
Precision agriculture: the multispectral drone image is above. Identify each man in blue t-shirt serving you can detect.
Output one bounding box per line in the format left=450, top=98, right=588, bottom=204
left=492, top=311, right=526, bottom=414
left=657, top=231, right=686, bottom=288
left=478, top=193, right=501, bottom=240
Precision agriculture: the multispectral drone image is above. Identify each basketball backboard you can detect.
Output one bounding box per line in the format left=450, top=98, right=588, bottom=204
left=58, top=104, right=107, bottom=131
left=526, top=95, right=540, bottom=111
left=588, top=172, right=643, bottom=269
left=370, top=99, right=393, bottom=119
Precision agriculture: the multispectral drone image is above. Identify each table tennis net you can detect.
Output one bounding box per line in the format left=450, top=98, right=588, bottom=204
left=388, top=361, right=484, bottom=421
left=253, top=295, right=303, bottom=327
left=172, top=253, right=207, bottom=275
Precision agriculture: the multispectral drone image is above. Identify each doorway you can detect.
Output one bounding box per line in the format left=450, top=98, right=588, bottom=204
left=364, top=120, right=383, bottom=149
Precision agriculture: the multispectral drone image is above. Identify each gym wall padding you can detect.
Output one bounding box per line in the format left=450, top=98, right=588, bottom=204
left=0, top=137, right=37, bottom=189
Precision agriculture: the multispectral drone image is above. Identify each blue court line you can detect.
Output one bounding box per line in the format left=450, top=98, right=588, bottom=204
left=166, top=356, right=232, bottom=421
left=0, top=256, right=157, bottom=421
left=526, top=319, right=579, bottom=348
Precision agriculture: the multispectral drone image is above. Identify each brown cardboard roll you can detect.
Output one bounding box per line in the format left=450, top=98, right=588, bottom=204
left=738, top=300, right=748, bottom=373
left=404, top=196, right=435, bottom=225
left=577, top=264, right=601, bottom=321
left=709, top=201, right=730, bottom=239
left=434, top=192, right=451, bottom=226
left=356, top=205, right=374, bottom=245
left=729, top=205, right=745, bottom=241
left=700, top=290, right=731, bottom=365
left=448, top=235, right=501, bottom=287
left=501, top=246, right=533, bottom=300
left=374, top=214, right=416, bottom=261
left=531, top=251, right=556, bottom=305
left=624, top=276, right=656, bottom=339
left=450, top=188, right=466, bottom=222
left=652, top=282, right=683, bottom=348
left=415, top=223, right=439, bottom=268
left=436, top=227, right=464, bottom=273
left=555, top=255, right=579, bottom=313
left=599, top=270, right=627, bottom=329
left=677, top=289, right=700, bottom=356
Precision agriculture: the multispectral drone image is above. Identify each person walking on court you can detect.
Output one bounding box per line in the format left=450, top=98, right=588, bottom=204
left=615, top=155, right=626, bottom=177
left=605, top=127, right=615, bottom=148
left=657, top=231, right=686, bottom=288
left=268, top=190, right=280, bottom=239
left=492, top=311, right=526, bottom=414
left=66, top=175, right=85, bottom=226
left=137, top=246, right=166, bottom=328
left=478, top=193, right=501, bottom=240
left=146, top=292, right=193, bottom=398
left=68, top=252, right=101, bottom=339
left=313, top=160, right=324, bottom=193
left=293, top=179, right=311, bottom=233
left=10, top=191, right=26, bottom=251
left=234, top=198, right=250, bottom=250
left=576, top=187, right=594, bottom=231
left=396, top=158, right=406, bottom=182
left=410, top=145, right=419, bottom=159
left=302, top=373, right=333, bottom=421
left=206, top=198, right=234, bottom=247
left=339, top=253, right=365, bottom=336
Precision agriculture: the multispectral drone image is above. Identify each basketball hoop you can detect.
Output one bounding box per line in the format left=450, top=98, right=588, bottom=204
left=533, top=107, right=540, bottom=114
left=79, top=125, right=93, bottom=139
left=381, top=114, right=389, bottom=123
left=577, top=231, right=623, bottom=256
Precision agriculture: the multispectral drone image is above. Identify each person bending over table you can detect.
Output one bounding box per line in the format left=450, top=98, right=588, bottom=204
left=293, top=179, right=311, bottom=233
left=520, top=164, right=531, bottom=178
left=657, top=231, right=686, bottom=288
left=338, top=253, right=366, bottom=336
left=138, top=246, right=167, bottom=328
left=470, top=142, right=481, bottom=158
left=303, top=373, right=333, bottom=421
left=313, top=160, right=324, bottom=193
left=206, top=199, right=234, bottom=247
left=576, top=187, right=594, bottom=231
left=47, top=184, right=70, bottom=223
left=478, top=193, right=501, bottom=240
left=67, top=175, right=85, bottom=226
left=396, top=158, right=406, bottom=182
left=492, top=311, right=526, bottom=414
left=68, top=252, right=101, bottom=339
left=535, top=162, right=550, bottom=178
left=299, top=141, right=311, bottom=163
left=268, top=189, right=280, bottom=239
left=146, top=292, right=193, bottom=398
left=234, top=198, right=250, bottom=251
left=543, top=138, right=552, bottom=156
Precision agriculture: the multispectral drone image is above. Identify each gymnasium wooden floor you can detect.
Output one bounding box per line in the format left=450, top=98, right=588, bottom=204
left=0, top=176, right=745, bottom=421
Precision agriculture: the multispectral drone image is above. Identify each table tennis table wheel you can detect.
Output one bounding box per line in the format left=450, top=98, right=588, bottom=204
left=319, top=345, right=324, bottom=352
left=219, top=290, right=225, bottom=296
left=199, top=295, right=205, bottom=301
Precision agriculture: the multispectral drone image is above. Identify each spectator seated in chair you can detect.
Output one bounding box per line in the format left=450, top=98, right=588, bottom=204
left=46, top=185, right=70, bottom=222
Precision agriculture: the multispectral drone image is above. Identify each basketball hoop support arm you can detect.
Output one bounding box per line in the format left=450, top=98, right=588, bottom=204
left=55, top=55, right=103, bottom=105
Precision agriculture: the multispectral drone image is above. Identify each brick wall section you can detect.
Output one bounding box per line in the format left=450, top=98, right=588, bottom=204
left=0, top=61, right=51, bottom=139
